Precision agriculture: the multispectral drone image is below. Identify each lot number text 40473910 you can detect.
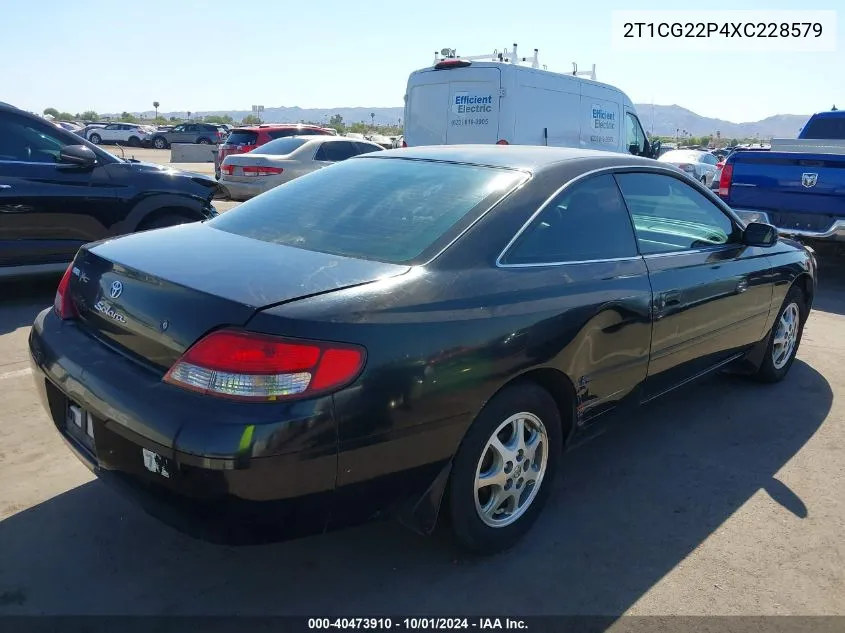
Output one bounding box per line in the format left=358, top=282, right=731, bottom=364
left=450, top=118, right=490, bottom=127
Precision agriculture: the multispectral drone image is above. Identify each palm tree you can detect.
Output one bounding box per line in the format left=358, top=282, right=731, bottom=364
left=153, top=101, right=160, bottom=120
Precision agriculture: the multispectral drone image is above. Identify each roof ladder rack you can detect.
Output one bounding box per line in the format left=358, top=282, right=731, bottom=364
left=433, top=43, right=541, bottom=69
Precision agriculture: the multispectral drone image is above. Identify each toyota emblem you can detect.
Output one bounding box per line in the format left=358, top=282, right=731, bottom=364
left=109, top=280, right=123, bottom=299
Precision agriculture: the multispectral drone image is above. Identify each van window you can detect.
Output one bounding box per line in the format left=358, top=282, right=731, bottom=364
left=625, top=112, right=646, bottom=156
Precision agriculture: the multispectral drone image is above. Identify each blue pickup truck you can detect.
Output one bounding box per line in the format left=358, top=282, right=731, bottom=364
left=719, top=110, right=845, bottom=244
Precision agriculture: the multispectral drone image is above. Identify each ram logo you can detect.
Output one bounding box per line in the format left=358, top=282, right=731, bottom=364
left=801, top=173, right=818, bottom=188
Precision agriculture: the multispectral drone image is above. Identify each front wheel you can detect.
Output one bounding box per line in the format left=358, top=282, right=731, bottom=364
left=152, top=136, right=168, bottom=150
left=754, top=286, right=807, bottom=383
left=128, top=136, right=141, bottom=147
left=89, top=133, right=101, bottom=144
left=197, top=137, right=211, bottom=145
left=447, top=382, right=562, bottom=554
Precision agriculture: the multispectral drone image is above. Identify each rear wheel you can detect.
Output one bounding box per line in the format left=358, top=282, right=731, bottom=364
left=754, top=286, right=806, bottom=383
left=197, top=137, right=211, bottom=145
left=89, top=133, right=101, bottom=144
left=152, top=136, right=168, bottom=149
left=447, top=382, right=562, bottom=554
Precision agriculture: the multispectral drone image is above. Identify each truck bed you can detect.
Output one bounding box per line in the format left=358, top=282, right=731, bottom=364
left=770, top=138, right=845, bottom=155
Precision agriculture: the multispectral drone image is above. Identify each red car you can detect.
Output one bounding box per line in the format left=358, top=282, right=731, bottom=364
left=215, top=124, right=337, bottom=179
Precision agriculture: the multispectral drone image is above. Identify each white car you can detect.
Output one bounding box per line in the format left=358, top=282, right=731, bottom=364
left=219, top=135, right=383, bottom=201
left=657, top=149, right=721, bottom=187
left=87, top=123, right=153, bottom=147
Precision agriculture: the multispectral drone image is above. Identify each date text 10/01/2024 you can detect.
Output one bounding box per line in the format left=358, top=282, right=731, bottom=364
left=450, top=118, right=490, bottom=127
left=308, top=618, right=528, bottom=630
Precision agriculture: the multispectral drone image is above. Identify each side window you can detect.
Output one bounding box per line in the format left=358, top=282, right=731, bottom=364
left=625, top=112, right=645, bottom=156
left=0, top=114, right=69, bottom=163
left=503, top=174, right=638, bottom=264
left=321, top=141, right=358, bottom=162
left=615, top=172, right=742, bottom=254
left=354, top=142, right=381, bottom=155
left=105, top=124, right=119, bottom=130
left=184, top=124, right=198, bottom=132
left=171, top=125, right=184, bottom=132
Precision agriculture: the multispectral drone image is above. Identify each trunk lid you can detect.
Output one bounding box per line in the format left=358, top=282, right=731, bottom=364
left=68, top=223, right=410, bottom=371
left=406, top=66, right=501, bottom=146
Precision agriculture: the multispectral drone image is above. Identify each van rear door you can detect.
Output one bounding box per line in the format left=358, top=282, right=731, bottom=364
left=405, top=66, right=501, bottom=146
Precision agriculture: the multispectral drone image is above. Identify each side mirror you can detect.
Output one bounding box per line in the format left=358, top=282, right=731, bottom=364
left=742, top=221, right=778, bottom=247
left=628, top=142, right=640, bottom=156
left=59, top=144, right=97, bottom=168
left=651, top=140, right=662, bottom=158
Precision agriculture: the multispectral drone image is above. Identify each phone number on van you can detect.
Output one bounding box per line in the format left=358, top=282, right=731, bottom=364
left=450, top=118, right=490, bottom=127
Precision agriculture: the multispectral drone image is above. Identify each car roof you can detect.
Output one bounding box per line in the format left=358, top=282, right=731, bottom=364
left=366, top=145, right=656, bottom=171
left=236, top=124, right=328, bottom=132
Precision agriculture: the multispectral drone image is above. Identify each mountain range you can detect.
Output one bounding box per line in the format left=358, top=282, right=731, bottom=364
left=122, top=104, right=811, bottom=139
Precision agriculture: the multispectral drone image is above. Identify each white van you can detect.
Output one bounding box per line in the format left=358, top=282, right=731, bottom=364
left=403, top=45, right=660, bottom=158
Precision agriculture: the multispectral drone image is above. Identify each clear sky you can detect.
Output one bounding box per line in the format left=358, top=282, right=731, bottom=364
left=1, top=0, right=841, bottom=122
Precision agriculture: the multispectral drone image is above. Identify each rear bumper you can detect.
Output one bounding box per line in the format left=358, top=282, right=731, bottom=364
left=28, top=308, right=336, bottom=545
left=732, top=209, right=845, bottom=242
left=218, top=178, right=270, bottom=201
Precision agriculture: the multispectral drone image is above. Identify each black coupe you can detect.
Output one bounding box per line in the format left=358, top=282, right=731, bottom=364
left=29, top=145, right=817, bottom=553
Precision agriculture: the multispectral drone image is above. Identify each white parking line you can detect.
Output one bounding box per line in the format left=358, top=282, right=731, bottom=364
left=0, top=367, right=32, bottom=381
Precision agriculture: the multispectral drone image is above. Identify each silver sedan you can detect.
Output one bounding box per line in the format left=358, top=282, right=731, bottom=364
left=657, top=149, right=721, bottom=187
left=219, top=136, right=383, bottom=201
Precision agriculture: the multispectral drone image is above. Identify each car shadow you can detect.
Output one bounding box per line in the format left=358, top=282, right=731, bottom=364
left=0, top=278, right=59, bottom=336
left=0, top=359, right=831, bottom=616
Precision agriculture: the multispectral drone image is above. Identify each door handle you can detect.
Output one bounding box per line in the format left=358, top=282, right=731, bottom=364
left=0, top=184, right=11, bottom=190
left=736, top=279, right=748, bottom=293
left=660, top=290, right=682, bottom=307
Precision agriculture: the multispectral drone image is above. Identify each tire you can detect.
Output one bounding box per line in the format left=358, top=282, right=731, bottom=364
left=141, top=214, right=193, bottom=231
left=447, top=382, right=562, bottom=554
left=754, top=286, right=807, bottom=383
left=197, top=137, right=211, bottom=145
left=89, top=133, right=101, bottom=144
left=128, top=136, right=141, bottom=148
left=152, top=136, right=168, bottom=150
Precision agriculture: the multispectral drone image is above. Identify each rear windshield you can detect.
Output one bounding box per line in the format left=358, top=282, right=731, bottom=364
left=801, top=116, right=845, bottom=139
left=225, top=131, right=259, bottom=146
left=209, top=158, right=526, bottom=264
left=252, top=137, right=310, bottom=155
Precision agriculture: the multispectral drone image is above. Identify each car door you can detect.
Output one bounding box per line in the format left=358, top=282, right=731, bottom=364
left=614, top=170, right=774, bottom=400
left=168, top=124, right=189, bottom=144
left=100, top=124, right=121, bottom=142
left=700, top=153, right=718, bottom=185
left=497, top=173, right=653, bottom=423
left=0, top=111, right=117, bottom=271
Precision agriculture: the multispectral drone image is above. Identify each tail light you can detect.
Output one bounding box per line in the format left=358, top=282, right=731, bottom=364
left=221, top=164, right=234, bottom=176
left=54, top=263, right=78, bottom=320
left=163, top=329, right=366, bottom=402
left=718, top=163, right=734, bottom=198
left=242, top=165, right=284, bottom=177
left=496, top=139, right=509, bottom=145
